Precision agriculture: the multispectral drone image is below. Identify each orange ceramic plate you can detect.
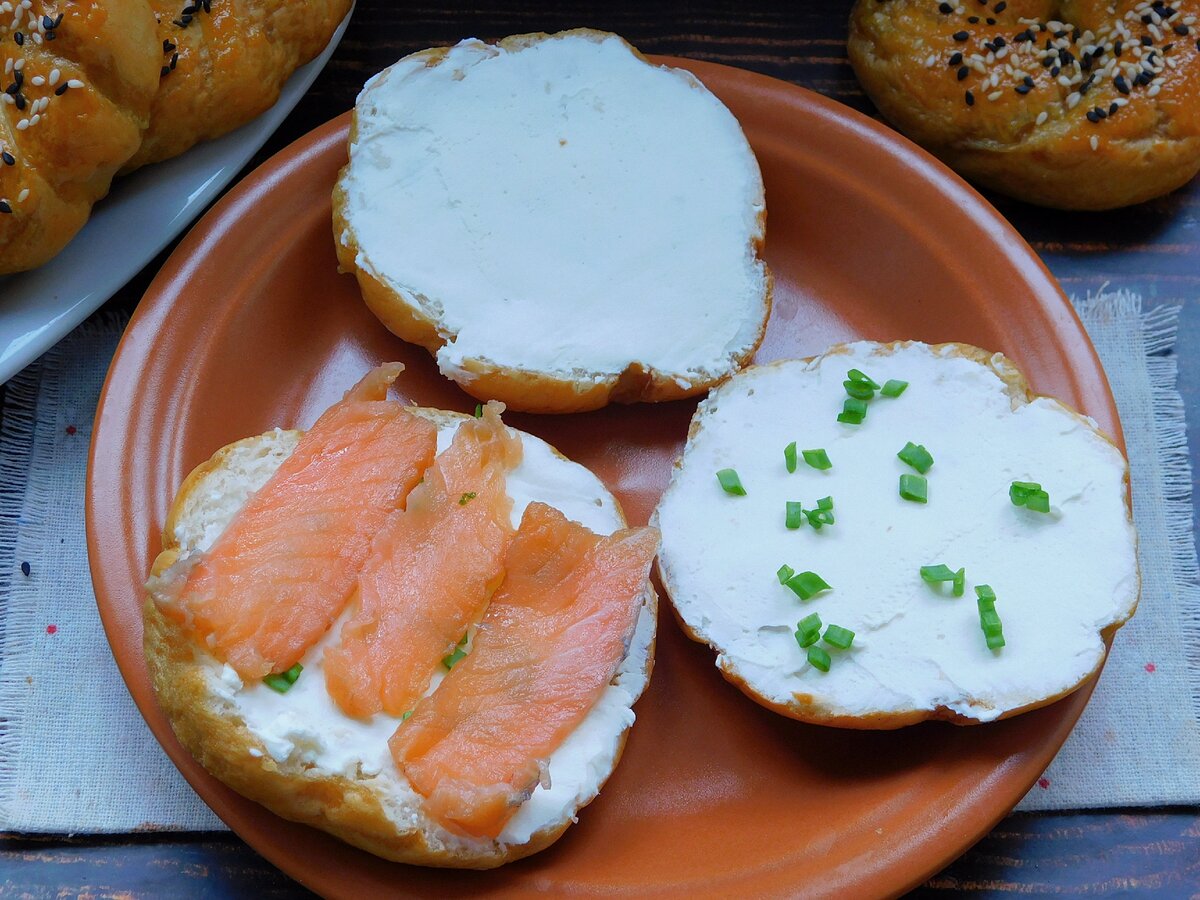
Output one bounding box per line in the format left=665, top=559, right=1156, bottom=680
left=87, top=59, right=1120, bottom=899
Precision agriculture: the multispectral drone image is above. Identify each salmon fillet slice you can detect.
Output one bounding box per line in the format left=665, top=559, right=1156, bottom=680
left=323, top=403, right=523, bottom=719
left=154, top=364, right=438, bottom=679
left=389, top=501, right=660, bottom=839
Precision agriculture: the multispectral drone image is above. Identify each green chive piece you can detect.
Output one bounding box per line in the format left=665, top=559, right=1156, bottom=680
left=1026, top=490, right=1051, bottom=513
left=837, top=397, right=867, bottom=425
left=897, top=441, right=934, bottom=474
left=847, top=368, right=880, bottom=390
left=401, top=710, right=414, bottom=722
left=784, top=571, right=832, bottom=601
left=823, top=624, right=855, bottom=650
left=786, top=501, right=805, bottom=529
left=816, top=495, right=833, bottom=511
left=881, top=379, right=908, bottom=398
left=976, top=584, right=997, bottom=612
left=474, top=403, right=483, bottom=418
left=920, top=564, right=958, bottom=583
left=953, top=567, right=966, bottom=597
left=899, top=473, right=928, bottom=503
left=795, top=613, right=823, bottom=649
left=980, top=609, right=1004, bottom=637
left=777, top=564, right=795, bottom=584
left=263, top=663, right=304, bottom=694
left=844, top=379, right=876, bottom=401
left=807, top=645, right=832, bottom=672
left=804, top=508, right=834, bottom=529
left=458, top=491, right=477, bottom=506
left=716, top=468, right=746, bottom=495
left=442, top=633, right=469, bottom=670
left=802, top=448, right=832, bottom=470
left=986, top=633, right=1006, bottom=650
left=784, top=441, right=798, bottom=473
left=1009, top=480, right=1041, bottom=505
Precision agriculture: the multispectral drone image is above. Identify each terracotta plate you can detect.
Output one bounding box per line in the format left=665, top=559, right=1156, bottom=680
left=87, top=59, right=1121, bottom=899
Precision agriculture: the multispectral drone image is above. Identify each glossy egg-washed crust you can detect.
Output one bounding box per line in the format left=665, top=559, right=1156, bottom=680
left=848, top=0, right=1200, bottom=210
left=655, top=341, right=1140, bottom=729
left=144, top=408, right=658, bottom=868
left=332, top=29, right=772, bottom=414
left=125, top=0, right=352, bottom=169
left=0, top=0, right=160, bottom=274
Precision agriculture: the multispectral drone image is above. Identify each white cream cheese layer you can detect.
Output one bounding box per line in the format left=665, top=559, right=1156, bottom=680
left=340, top=32, right=768, bottom=389
left=188, top=414, right=653, bottom=847
left=653, top=342, right=1138, bottom=723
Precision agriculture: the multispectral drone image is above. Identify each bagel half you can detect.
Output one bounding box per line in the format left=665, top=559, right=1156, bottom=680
left=333, top=29, right=771, bottom=413
left=653, top=341, right=1139, bottom=728
left=145, top=409, right=657, bottom=867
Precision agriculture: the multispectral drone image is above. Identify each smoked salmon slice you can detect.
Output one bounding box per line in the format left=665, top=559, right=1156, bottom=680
left=154, top=364, right=438, bottom=679
left=323, top=403, right=523, bottom=719
left=389, top=501, right=659, bottom=839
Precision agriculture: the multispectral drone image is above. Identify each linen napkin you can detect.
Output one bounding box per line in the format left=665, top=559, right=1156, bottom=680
left=0, top=291, right=1196, bottom=832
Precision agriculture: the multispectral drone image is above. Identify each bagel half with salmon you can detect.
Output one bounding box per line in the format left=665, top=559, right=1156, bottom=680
left=144, top=365, right=659, bottom=867
left=653, top=340, right=1139, bottom=728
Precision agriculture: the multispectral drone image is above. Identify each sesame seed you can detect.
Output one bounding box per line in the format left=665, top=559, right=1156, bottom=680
left=1174, top=23, right=1189, bottom=35
left=965, top=89, right=976, bottom=105
left=15, top=116, right=26, bottom=129
left=17, top=187, right=27, bottom=201
left=957, top=64, right=970, bottom=80
left=1086, top=108, right=1100, bottom=122
left=1015, top=83, right=1032, bottom=94
left=939, top=1, right=953, bottom=11
left=48, top=68, right=58, bottom=86
left=1090, top=134, right=1099, bottom=150
left=67, top=79, right=83, bottom=89
left=949, top=51, right=964, bottom=65
left=1036, top=110, right=1049, bottom=124
left=1149, top=82, right=1162, bottom=96
left=954, top=30, right=970, bottom=41
left=29, top=74, right=42, bottom=86
left=54, top=82, right=66, bottom=95
left=994, top=0, right=1007, bottom=10
left=0, top=199, right=10, bottom=213
left=1, top=151, right=13, bottom=165
left=29, top=113, right=38, bottom=125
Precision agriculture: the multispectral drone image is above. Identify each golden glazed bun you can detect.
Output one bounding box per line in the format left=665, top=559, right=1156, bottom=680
left=0, top=0, right=160, bottom=274
left=145, top=410, right=658, bottom=867
left=125, top=0, right=351, bottom=169
left=848, top=0, right=1200, bottom=209
left=653, top=341, right=1139, bottom=728
left=334, top=30, right=770, bottom=413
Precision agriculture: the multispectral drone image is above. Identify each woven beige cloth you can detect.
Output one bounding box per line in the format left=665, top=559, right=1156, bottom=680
left=0, top=292, right=1195, bottom=832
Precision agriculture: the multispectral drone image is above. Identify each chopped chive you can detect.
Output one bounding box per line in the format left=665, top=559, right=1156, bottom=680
left=980, top=609, right=1003, bottom=637
left=986, top=633, right=1006, bottom=650
left=1026, top=490, right=1051, bottom=513
left=807, top=645, right=832, bottom=672
left=804, top=507, right=834, bottom=529
left=844, top=379, right=876, bottom=400
left=920, top=564, right=958, bottom=583
left=474, top=403, right=483, bottom=417
left=785, top=501, right=805, bottom=529
left=1011, top=480, right=1051, bottom=513
left=897, top=441, right=934, bottom=474
left=716, top=468, right=746, bottom=495
left=837, top=397, right=867, bottom=425
left=784, top=441, right=798, bottom=473
left=823, top=624, right=855, bottom=650
left=458, top=491, right=477, bottom=505
left=802, top=448, right=832, bottom=470
left=816, top=496, right=833, bottom=511
left=777, top=563, right=795, bottom=584
left=401, top=710, right=413, bottom=722
left=899, top=473, right=928, bottom=503
left=442, top=633, right=469, bottom=670
left=953, top=567, right=966, bottom=597
left=795, top=613, right=822, bottom=648
left=263, top=663, right=303, bottom=694
left=847, top=368, right=880, bottom=390
left=976, top=584, right=996, bottom=612
left=784, top=570, right=831, bottom=601
left=881, top=379, right=908, bottom=397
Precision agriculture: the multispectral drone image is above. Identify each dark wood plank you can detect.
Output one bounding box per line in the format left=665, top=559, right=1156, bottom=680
left=1, top=0, right=1197, bottom=896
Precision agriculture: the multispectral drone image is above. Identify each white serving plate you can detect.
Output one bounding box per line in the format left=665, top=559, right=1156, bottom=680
left=0, top=8, right=352, bottom=384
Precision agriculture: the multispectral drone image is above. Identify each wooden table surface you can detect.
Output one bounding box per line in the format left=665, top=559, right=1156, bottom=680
left=3, top=1, right=1200, bottom=896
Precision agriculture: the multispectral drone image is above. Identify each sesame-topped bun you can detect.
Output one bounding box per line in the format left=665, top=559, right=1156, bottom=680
left=653, top=341, right=1139, bottom=728
left=124, top=0, right=351, bottom=170
left=0, top=0, right=160, bottom=274
left=848, top=0, right=1200, bottom=210
left=333, top=29, right=771, bottom=413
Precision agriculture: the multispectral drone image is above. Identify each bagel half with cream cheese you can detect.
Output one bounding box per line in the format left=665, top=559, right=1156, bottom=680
left=653, top=341, right=1139, bottom=728
left=333, top=29, right=771, bottom=413
left=145, top=404, right=658, bottom=867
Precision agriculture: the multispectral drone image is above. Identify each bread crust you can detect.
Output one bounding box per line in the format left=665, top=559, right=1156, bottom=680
left=332, top=29, right=771, bottom=414
left=655, top=340, right=1140, bottom=729
left=847, top=0, right=1200, bottom=210
left=144, top=408, right=658, bottom=866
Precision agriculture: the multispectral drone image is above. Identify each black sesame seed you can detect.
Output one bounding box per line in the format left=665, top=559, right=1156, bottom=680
left=55, top=82, right=68, bottom=95
left=4, top=84, right=17, bottom=96
left=13, top=31, right=22, bottom=46
left=14, top=70, right=23, bottom=88
left=1086, top=109, right=1100, bottom=122
left=14, top=94, right=25, bottom=111
left=20, top=560, right=30, bottom=575
left=1023, top=75, right=1035, bottom=87
left=1115, top=40, right=1123, bottom=56
left=1164, top=42, right=1175, bottom=52
left=170, top=51, right=178, bottom=69
left=1109, top=101, right=1119, bottom=114
left=1115, top=74, right=1130, bottom=93
left=994, top=0, right=1006, bottom=10
left=968, top=15, right=980, bottom=23
left=1174, top=24, right=1190, bottom=35
left=1142, top=35, right=1154, bottom=46
left=1096, top=106, right=1108, bottom=119
left=953, top=30, right=970, bottom=41
left=965, top=89, right=975, bottom=105
left=182, top=3, right=197, bottom=13
left=986, top=17, right=996, bottom=25
left=163, top=39, right=175, bottom=51
left=160, top=65, right=170, bottom=77
left=939, top=1, right=953, bottom=11
left=0, top=200, right=12, bottom=214
left=1015, top=83, right=1031, bottom=94
left=1, top=151, right=13, bottom=166
left=994, top=36, right=1006, bottom=48
left=1196, top=39, right=1200, bottom=51
left=41, top=14, right=53, bottom=29
left=957, top=64, right=970, bottom=80
left=1050, top=65, right=1060, bottom=76
left=949, top=51, right=964, bottom=65
left=45, top=30, right=55, bottom=40
left=53, top=13, right=63, bottom=27
left=1142, top=13, right=1154, bottom=24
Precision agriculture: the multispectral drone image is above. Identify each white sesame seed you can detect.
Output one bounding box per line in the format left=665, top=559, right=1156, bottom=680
left=1114, top=97, right=1130, bottom=107
left=17, top=188, right=28, bottom=202
left=15, top=117, right=27, bottom=129
left=48, top=68, right=59, bottom=86
left=67, top=79, right=83, bottom=89
left=29, top=113, right=38, bottom=125
left=29, top=74, right=43, bottom=86
left=13, top=56, right=23, bottom=70
left=3, top=58, right=11, bottom=75
left=997, top=46, right=1009, bottom=59
left=987, top=90, right=1002, bottom=101
left=1090, top=135, right=1099, bottom=150
left=1150, top=23, right=1163, bottom=40
left=0, top=93, right=12, bottom=105
left=1067, top=91, right=1082, bottom=108
left=1059, top=75, right=1074, bottom=88
left=925, top=54, right=936, bottom=68
left=1036, top=110, right=1049, bottom=125
left=1149, top=83, right=1162, bottom=96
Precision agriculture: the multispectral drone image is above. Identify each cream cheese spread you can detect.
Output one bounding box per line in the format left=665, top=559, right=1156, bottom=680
left=654, top=342, right=1138, bottom=723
